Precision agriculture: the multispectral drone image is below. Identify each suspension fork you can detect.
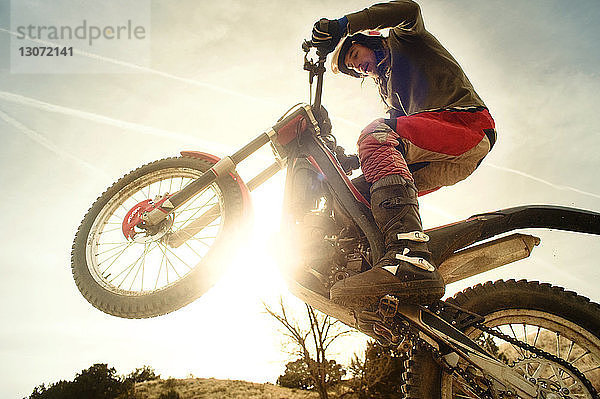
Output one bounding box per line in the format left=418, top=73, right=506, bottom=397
left=165, top=161, right=281, bottom=248
left=142, top=105, right=320, bottom=228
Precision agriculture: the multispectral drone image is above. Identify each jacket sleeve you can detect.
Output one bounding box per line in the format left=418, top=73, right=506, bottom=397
left=345, top=0, right=424, bottom=35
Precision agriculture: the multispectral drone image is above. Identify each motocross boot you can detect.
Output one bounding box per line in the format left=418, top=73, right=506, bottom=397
left=330, top=175, right=445, bottom=308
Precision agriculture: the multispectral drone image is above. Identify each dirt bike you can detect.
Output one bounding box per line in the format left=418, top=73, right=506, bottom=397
left=71, top=41, right=600, bottom=398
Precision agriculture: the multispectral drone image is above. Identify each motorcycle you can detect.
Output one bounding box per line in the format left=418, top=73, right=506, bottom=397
left=71, top=41, right=600, bottom=398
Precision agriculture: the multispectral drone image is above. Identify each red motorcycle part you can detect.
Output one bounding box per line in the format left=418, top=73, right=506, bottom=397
left=122, top=196, right=171, bottom=239
left=180, top=151, right=253, bottom=218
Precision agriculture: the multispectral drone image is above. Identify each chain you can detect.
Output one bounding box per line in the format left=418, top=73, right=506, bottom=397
left=372, top=296, right=598, bottom=398
left=475, top=323, right=600, bottom=399
left=409, top=328, right=494, bottom=399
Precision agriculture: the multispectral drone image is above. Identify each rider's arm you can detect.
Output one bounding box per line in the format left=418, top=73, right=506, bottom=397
left=345, top=0, right=424, bottom=35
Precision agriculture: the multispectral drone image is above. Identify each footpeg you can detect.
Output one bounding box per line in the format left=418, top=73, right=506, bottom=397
left=373, top=322, right=402, bottom=346
left=378, top=294, right=400, bottom=318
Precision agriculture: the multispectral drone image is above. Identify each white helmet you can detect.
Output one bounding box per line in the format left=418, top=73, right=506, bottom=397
left=330, top=31, right=383, bottom=78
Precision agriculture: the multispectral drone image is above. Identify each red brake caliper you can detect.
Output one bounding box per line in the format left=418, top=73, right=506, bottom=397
left=122, top=195, right=172, bottom=240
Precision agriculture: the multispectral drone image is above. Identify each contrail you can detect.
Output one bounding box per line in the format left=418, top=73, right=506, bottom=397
left=485, top=163, right=600, bottom=200
left=0, top=27, right=269, bottom=104
left=0, top=27, right=361, bottom=130
left=0, top=109, right=110, bottom=177
left=0, top=91, right=225, bottom=151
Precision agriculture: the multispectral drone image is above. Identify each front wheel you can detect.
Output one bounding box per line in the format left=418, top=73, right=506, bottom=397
left=71, top=156, right=246, bottom=318
left=405, top=279, right=600, bottom=398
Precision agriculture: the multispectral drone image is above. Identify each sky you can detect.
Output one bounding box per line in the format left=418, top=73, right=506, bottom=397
left=1, top=0, right=599, bottom=397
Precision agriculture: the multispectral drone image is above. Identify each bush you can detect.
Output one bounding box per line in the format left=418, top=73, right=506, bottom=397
left=277, top=358, right=345, bottom=390
left=126, top=366, right=160, bottom=383
left=25, top=363, right=158, bottom=399
left=277, top=359, right=312, bottom=390
left=347, top=341, right=405, bottom=399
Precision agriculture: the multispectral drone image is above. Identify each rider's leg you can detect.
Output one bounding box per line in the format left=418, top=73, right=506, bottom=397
left=330, top=119, right=444, bottom=307
left=330, top=110, right=495, bottom=307
left=395, top=109, right=495, bottom=193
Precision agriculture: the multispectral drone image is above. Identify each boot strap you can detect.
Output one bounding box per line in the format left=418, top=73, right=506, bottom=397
left=396, top=231, right=429, bottom=242
left=379, top=196, right=418, bottom=208
left=395, top=248, right=436, bottom=272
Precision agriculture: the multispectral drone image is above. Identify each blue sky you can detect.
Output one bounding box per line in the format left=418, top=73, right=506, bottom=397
left=1, top=1, right=599, bottom=397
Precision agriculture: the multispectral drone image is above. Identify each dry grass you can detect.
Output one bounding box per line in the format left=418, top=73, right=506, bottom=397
left=130, top=378, right=322, bottom=399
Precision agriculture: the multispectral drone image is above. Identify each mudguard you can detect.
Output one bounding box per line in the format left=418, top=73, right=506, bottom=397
left=180, top=151, right=253, bottom=220
left=427, top=205, right=600, bottom=265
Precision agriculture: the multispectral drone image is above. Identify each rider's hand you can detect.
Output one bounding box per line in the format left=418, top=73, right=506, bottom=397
left=311, top=18, right=345, bottom=54
left=314, top=105, right=332, bottom=136
left=335, top=146, right=360, bottom=175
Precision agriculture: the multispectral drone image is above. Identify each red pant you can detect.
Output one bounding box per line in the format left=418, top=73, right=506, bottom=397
left=357, top=109, right=496, bottom=195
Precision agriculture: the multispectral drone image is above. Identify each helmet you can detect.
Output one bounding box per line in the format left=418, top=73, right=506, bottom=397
left=331, top=31, right=383, bottom=78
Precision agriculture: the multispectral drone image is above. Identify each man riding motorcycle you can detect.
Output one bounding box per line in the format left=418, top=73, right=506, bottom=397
left=311, top=0, right=497, bottom=307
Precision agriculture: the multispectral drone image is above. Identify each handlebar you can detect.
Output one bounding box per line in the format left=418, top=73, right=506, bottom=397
left=302, top=40, right=328, bottom=110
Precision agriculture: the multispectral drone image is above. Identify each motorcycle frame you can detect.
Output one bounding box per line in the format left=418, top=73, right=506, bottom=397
left=141, top=47, right=600, bottom=398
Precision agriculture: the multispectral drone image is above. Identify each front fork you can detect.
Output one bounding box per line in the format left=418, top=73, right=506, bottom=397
left=140, top=104, right=320, bottom=238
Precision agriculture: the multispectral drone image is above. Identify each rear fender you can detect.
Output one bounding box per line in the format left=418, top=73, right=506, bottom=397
left=428, top=205, right=600, bottom=265
left=180, top=151, right=252, bottom=219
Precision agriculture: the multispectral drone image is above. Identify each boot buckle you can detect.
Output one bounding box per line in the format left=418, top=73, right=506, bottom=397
left=395, top=249, right=436, bottom=272
left=396, top=231, right=429, bottom=242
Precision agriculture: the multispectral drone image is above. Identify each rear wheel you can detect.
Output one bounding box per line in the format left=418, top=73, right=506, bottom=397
left=71, top=156, right=245, bottom=318
left=405, top=280, right=600, bottom=398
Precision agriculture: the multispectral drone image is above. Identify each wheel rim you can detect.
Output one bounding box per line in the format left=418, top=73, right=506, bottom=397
left=85, top=167, right=225, bottom=295
left=444, top=309, right=600, bottom=398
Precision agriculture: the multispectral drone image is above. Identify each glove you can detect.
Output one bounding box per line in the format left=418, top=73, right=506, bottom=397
left=335, top=146, right=360, bottom=175
left=311, top=18, right=344, bottom=54
left=314, top=105, right=332, bottom=136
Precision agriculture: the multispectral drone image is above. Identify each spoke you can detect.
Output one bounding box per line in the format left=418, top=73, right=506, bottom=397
left=581, top=364, right=600, bottom=374
left=523, top=323, right=528, bottom=346
left=120, top=203, right=131, bottom=215
left=99, top=241, right=135, bottom=273
left=186, top=237, right=212, bottom=247
left=162, top=244, right=193, bottom=272
left=184, top=241, right=205, bottom=259
left=571, top=350, right=591, bottom=365
left=173, top=193, right=217, bottom=229
left=141, top=246, right=145, bottom=292
left=176, top=202, right=219, bottom=215
left=171, top=189, right=211, bottom=218
left=95, top=243, right=130, bottom=257
left=556, top=332, right=561, bottom=358
left=99, top=226, right=122, bottom=234
left=549, top=363, right=568, bottom=389
left=507, top=324, right=526, bottom=358
left=566, top=340, right=576, bottom=362
left=157, top=244, right=185, bottom=283
left=128, top=243, right=156, bottom=291
left=154, top=246, right=166, bottom=290
left=531, top=361, right=546, bottom=380
left=131, top=192, right=145, bottom=204
left=533, top=326, right=541, bottom=347
left=109, top=249, right=145, bottom=286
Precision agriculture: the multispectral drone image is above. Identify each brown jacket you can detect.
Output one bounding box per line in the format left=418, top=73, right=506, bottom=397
left=345, top=0, right=485, bottom=117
